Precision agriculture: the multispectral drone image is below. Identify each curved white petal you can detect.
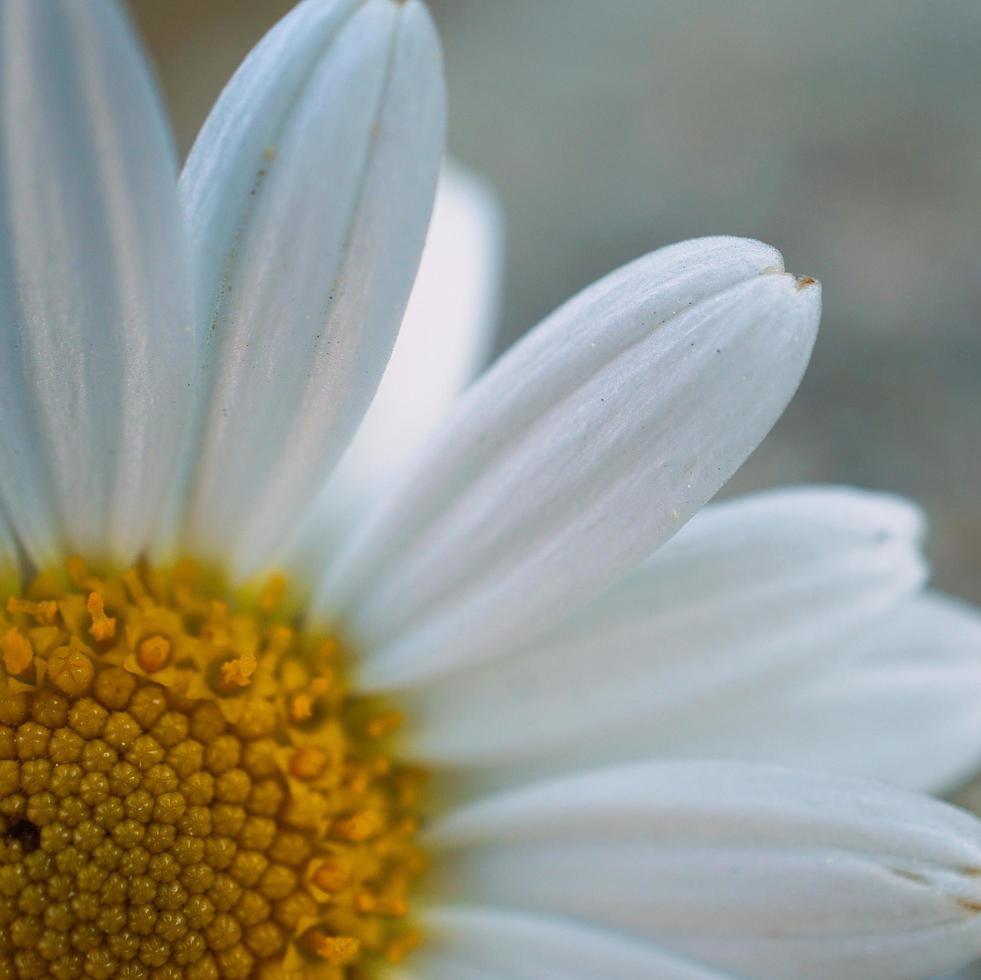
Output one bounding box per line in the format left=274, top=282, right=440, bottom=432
left=177, top=0, right=445, bottom=578
left=659, top=591, right=981, bottom=794
left=321, top=237, right=821, bottom=688
left=280, top=161, right=503, bottom=585
left=409, top=906, right=732, bottom=980
left=428, top=762, right=981, bottom=980
left=403, top=486, right=926, bottom=772
left=0, top=0, right=194, bottom=567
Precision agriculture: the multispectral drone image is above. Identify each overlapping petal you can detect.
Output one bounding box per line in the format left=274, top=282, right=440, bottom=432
left=428, top=762, right=981, bottom=980
left=656, top=592, right=981, bottom=793
left=176, top=0, right=445, bottom=577
left=0, top=0, right=195, bottom=567
left=282, top=162, right=502, bottom=584
left=321, top=237, right=821, bottom=688
left=402, top=486, right=926, bottom=776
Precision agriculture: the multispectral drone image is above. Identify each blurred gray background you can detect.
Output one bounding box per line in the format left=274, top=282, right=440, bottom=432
left=131, top=0, right=981, bottom=603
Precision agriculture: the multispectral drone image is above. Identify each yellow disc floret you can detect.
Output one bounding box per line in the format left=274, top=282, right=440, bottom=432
left=0, top=560, right=425, bottom=979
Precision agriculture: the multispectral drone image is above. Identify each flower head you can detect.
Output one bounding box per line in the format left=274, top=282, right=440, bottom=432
left=0, top=1, right=979, bottom=978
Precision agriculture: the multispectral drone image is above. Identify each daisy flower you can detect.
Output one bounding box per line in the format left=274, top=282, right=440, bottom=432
left=0, top=2, right=980, bottom=979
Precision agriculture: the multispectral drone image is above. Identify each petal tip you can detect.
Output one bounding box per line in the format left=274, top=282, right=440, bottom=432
left=794, top=274, right=819, bottom=289
left=761, top=265, right=823, bottom=323
left=760, top=265, right=821, bottom=291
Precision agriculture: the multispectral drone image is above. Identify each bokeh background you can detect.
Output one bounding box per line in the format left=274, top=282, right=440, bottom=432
left=129, top=0, right=981, bottom=603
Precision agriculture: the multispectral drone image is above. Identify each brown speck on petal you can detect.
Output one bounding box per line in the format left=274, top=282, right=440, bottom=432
left=891, top=867, right=929, bottom=885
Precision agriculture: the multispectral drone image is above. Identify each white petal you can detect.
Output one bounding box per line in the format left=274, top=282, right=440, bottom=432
left=407, top=905, right=729, bottom=980
left=323, top=162, right=503, bottom=516
left=403, top=486, right=926, bottom=773
left=0, top=0, right=194, bottom=566
left=177, top=0, right=445, bottom=578
left=428, top=762, right=981, bottom=980
left=320, top=237, right=820, bottom=687
left=280, top=161, right=503, bottom=585
left=662, top=591, right=981, bottom=794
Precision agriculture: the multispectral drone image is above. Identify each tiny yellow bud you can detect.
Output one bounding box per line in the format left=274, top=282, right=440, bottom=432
left=311, top=860, right=351, bottom=893
left=137, top=634, right=171, bottom=673
left=48, top=638, right=94, bottom=695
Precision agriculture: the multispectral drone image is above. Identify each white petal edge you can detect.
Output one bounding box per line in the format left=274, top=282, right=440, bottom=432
left=649, top=591, right=981, bottom=794
left=0, top=0, right=195, bottom=567
left=319, top=236, right=821, bottom=688
left=174, top=0, right=445, bottom=578
left=402, top=485, right=927, bottom=774
left=279, top=160, right=503, bottom=585
left=398, top=905, right=731, bottom=980
left=427, top=761, right=981, bottom=980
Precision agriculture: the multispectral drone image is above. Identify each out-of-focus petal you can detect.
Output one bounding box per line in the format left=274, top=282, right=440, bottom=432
left=656, top=591, right=981, bottom=794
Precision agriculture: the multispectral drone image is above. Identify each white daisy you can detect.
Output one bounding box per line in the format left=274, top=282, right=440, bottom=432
left=0, top=2, right=979, bottom=979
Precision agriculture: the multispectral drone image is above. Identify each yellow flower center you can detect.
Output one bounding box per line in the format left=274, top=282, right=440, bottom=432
left=0, top=559, right=424, bottom=979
